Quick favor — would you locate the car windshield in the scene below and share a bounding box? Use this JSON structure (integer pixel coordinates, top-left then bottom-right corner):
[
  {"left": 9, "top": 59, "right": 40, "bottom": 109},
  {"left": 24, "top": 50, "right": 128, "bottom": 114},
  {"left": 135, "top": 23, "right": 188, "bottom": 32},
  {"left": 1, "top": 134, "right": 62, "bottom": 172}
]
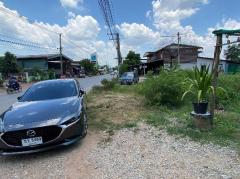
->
[
  {"left": 20, "top": 80, "right": 77, "bottom": 102},
  {"left": 122, "top": 72, "right": 134, "bottom": 78}
]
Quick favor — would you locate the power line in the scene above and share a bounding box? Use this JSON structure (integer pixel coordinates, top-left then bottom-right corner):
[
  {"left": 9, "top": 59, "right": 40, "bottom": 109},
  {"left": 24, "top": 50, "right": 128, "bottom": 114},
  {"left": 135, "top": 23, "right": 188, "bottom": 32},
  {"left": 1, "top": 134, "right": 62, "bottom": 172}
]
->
[
  {"left": 61, "top": 37, "right": 94, "bottom": 55},
  {"left": 0, "top": 7, "right": 59, "bottom": 35},
  {"left": 0, "top": 38, "right": 58, "bottom": 50},
  {"left": 0, "top": 33, "right": 58, "bottom": 49}
]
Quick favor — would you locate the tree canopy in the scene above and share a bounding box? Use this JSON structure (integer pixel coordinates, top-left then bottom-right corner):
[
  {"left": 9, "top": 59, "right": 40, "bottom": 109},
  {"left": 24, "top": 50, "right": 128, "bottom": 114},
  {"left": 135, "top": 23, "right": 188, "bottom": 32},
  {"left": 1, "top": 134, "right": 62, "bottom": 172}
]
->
[
  {"left": 119, "top": 51, "right": 141, "bottom": 74},
  {"left": 0, "top": 52, "right": 20, "bottom": 76},
  {"left": 227, "top": 44, "right": 240, "bottom": 63},
  {"left": 79, "top": 59, "right": 97, "bottom": 75},
  {"left": 124, "top": 51, "right": 141, "bottom": 66}
]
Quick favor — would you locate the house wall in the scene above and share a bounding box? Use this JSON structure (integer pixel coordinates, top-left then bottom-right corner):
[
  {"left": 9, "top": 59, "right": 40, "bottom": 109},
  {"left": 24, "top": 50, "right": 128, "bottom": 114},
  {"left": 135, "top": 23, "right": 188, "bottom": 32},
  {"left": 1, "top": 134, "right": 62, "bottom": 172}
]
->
[
  {"left": 18, "top": 59, "right": 48, "bottom": 71},
  {"left": 180, "top": 62, "right": 196, "bottom": 70},
  {"left": 164, "top": 62, "right": 196, "bottom": 70},
  {"left": 197, "top": 58, "right": 227, "bottom": 73},
  {"left": 147, "top": 47, "right": 199, "bottom": 64},
  {"left": 227, "top": 63, "right": 240, "bottom": 73}
]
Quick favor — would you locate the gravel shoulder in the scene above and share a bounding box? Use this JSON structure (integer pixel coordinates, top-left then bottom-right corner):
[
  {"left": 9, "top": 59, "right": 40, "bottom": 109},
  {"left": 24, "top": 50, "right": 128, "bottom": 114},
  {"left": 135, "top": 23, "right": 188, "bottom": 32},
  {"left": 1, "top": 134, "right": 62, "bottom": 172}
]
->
[
  {"left": 87, "top": 124, "right": 240, "bottom": 179},
  {"left": 0, "top": 125, "right": 239, "bottom": 179}
]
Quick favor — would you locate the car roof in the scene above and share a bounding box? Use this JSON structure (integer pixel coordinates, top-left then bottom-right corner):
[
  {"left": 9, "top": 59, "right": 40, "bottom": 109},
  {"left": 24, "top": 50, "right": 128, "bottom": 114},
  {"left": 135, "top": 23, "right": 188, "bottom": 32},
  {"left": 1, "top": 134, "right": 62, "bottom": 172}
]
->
[
  {"left": 124, "top": 72, "right": 134, "bottom": 74},
  {"left": 33, "top": 79, "right": 76, "bottom": 86}
]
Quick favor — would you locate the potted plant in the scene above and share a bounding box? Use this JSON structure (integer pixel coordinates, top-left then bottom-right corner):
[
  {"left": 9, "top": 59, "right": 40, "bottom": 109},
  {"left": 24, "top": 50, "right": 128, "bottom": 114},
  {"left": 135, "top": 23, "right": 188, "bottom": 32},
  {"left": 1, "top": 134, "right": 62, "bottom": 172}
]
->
[{"left": 181, "top": 66, "right": 223, "bottom": 114}]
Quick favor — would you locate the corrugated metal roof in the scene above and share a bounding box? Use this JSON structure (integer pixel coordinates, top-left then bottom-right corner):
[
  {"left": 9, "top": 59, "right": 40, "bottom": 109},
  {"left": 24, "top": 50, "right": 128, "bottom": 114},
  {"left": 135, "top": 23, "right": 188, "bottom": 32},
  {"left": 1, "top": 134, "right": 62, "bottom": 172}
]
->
[{"left": 16, "top": 54, "right": 74, "bottom": 62}]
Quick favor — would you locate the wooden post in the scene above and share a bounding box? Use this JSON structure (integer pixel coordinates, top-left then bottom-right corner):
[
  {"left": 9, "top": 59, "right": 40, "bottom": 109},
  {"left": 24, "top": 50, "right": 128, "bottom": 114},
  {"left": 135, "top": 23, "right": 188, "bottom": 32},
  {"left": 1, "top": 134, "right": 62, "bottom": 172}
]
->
[{"left": 210, "top": 34, "right": 222, "bottom": 124}]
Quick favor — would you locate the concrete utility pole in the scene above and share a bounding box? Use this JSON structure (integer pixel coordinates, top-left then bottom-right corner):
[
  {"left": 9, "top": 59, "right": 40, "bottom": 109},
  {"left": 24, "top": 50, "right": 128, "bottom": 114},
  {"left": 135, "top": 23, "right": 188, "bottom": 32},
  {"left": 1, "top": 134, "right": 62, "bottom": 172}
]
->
[
  {"left": 116, "top": 33, "right": 122, "bottom": 66},
  {"left": 59, "top": 33, "right": 63, "bottom": 75},
  {"left": 177, "top": 32, "right": 181, "bottom": 65}
]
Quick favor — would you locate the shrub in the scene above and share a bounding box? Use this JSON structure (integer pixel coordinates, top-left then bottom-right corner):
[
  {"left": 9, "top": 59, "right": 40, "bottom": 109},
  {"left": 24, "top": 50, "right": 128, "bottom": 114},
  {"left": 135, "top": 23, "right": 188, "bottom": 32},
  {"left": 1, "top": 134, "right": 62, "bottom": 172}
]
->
[
  {"left": 139, "top": 70, "right": 187, "bottom": 106},
  {"left": 0, "top": 78, "right": 3, "bottom": 87},
  {"left": 217, "top": 73, "right": 240, "bottom": 106},
  {"left": 101, "top": 79, "right": 116, "bottom": 90},
  {"left": 119, "top": 64, "right": 129, "bottom": 75},
  {"left": 48, "top": 69, "right": 55, "bottom": 79}
]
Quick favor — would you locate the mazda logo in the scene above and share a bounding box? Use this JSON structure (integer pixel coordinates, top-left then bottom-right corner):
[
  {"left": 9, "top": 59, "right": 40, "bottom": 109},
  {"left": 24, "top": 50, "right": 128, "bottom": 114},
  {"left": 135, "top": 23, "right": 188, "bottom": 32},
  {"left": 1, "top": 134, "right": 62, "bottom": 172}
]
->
[{"left": 26, "top": 130, "right": 36, "bottom": 137}]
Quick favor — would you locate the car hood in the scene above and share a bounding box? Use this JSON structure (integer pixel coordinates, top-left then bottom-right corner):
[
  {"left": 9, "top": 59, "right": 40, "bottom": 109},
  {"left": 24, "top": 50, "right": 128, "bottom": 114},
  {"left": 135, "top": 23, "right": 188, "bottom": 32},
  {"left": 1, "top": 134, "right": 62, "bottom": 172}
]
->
[{"left": 1, "top": 97, "right": 81, "bottom": 131}]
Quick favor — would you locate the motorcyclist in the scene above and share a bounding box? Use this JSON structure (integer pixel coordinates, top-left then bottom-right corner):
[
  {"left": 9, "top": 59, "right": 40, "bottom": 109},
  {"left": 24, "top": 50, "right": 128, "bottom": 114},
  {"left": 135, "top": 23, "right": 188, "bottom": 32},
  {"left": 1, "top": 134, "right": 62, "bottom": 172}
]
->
[{"left": 8, "top": 76, "right": 20, "bottom": 90}]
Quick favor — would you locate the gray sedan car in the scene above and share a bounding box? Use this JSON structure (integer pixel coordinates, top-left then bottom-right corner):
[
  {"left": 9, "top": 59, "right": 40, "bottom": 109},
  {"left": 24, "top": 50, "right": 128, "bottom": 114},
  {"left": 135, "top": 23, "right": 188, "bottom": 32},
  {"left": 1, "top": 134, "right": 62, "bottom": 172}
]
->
[{"left": 0, "top": 79, "right": 87, "bottom": 156}]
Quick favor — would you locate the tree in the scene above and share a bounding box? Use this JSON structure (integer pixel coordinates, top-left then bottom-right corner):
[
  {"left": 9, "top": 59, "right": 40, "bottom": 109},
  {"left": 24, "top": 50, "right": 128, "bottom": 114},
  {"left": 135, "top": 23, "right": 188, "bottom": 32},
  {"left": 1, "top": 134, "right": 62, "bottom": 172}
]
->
[
  {"left": 0, "top": 52, "right": 20, "bottom": 76},
  {"left": 227, "top": 44, "right": 240, "bottom": 62},
  {"left": 119, "top": 63, "right": 129, "bottom": 74},
  {"left": 119, "top": 51, "right": 141, "bottom": 75},
  {"left": 124, "top": 51, "right": 141, "bottom": 66},
  {"left": 79, "top": 59, "right": 97, "bottom": 74}
]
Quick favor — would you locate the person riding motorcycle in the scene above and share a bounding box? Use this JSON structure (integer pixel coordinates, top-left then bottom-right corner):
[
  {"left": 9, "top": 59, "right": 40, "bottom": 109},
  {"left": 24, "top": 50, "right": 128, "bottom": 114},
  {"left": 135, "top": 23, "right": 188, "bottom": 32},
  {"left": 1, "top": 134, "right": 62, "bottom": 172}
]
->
[{"left": 7, "top": 76, "right": 20, "bottom": 90}]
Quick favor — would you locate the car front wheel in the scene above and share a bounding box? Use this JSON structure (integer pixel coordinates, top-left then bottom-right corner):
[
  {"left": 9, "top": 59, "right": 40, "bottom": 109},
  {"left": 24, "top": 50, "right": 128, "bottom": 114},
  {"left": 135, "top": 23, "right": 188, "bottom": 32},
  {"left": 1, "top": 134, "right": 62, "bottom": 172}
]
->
[{"left": 80, "top": 110, "right": 88, "bottom": 138}]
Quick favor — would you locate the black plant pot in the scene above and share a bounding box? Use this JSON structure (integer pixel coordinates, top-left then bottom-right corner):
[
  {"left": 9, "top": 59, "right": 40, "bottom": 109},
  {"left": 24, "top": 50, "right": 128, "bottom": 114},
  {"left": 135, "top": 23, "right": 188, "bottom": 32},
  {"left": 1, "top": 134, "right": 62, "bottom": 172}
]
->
[{"left": 193, "top": 102, "right": 208, "bottom": 114}]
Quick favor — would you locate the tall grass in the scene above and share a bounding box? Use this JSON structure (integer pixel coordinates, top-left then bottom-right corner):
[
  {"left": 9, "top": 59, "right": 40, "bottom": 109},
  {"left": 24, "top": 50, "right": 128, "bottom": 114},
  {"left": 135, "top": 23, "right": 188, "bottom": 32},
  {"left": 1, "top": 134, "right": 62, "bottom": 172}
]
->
[{"left": 137, "top": 70, "right": 189, "bottom": 106}]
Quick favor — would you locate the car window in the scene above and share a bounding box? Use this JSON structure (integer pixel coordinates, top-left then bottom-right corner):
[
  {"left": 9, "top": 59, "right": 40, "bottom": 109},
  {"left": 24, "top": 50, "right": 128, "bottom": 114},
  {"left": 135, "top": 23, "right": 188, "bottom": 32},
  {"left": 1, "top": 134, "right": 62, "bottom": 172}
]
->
[
  {"left": 122, "top": 72, "right": 134, "bottom": 77},
  {"left": 20, "top": 81, "right": 77, "bottom": 102}
]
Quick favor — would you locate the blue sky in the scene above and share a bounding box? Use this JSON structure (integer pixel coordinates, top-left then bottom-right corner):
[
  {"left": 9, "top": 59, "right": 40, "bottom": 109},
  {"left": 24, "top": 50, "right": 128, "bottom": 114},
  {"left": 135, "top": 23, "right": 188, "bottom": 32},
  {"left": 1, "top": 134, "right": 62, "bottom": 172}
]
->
[
  {"left": 0, "top": 0, "right": 240, "bottom": 66},
  {"left": 2, "top": 0, "right": 240, "bottom": 34}
]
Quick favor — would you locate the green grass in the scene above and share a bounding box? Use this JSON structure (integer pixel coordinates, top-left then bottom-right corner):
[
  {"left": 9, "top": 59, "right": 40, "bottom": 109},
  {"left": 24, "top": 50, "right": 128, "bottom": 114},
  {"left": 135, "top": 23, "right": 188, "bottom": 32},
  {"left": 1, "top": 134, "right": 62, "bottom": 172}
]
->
[
  {"left": 142, "top": 105, "right": 240, "bottom": 149},
  {"left": 87, "top": 75, "right": 240, "bottom": 150}
]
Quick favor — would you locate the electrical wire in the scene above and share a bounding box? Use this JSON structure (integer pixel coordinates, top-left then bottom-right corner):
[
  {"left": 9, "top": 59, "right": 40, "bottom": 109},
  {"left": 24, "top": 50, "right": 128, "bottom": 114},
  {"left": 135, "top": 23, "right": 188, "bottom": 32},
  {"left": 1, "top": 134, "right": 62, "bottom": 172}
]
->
[
  {"left": 0, "top": 7, "right": 59, "bottom": 36},
  {"left": 0, "top": 38, "right": 58, "bottom": 50},
  {"left": 0, "top": 33, "right": 58, "bottom": 49}
]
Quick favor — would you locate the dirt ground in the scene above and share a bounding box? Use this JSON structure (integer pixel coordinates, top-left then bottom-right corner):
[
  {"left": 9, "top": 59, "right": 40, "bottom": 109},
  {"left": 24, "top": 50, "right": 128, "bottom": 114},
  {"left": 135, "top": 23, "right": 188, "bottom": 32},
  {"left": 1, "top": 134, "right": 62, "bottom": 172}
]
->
[
  {"left": 0, "top": 89, "right": 239, "bottom": 179},
  {"left": 86, "top": 91, "right": 145, "bottom": 127}
]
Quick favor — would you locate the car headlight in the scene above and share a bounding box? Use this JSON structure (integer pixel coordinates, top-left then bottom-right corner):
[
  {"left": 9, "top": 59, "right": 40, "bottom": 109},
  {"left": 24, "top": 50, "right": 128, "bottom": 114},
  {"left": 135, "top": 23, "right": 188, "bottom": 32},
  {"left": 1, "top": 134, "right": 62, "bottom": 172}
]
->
[
  {"left": 61, "top": 117, "right": 78, "bottom": 126},
  {"left": 0, "top": 118, "right": 3, "bottom": 133}
]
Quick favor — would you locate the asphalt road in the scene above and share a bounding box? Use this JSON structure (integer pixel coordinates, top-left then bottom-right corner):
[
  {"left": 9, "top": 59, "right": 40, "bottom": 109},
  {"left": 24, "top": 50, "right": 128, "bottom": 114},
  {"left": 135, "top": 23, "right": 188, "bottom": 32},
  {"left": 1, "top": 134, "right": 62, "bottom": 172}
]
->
[{"left": 0, "top": 74, "right": 111, "bottom": 114}]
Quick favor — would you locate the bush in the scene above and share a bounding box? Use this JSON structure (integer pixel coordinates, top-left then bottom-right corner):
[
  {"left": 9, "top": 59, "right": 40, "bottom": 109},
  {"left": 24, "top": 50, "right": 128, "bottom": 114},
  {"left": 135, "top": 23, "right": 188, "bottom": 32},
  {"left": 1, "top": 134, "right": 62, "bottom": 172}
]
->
[
  {"left": 119, "top": 64, "right": 129, "bottom": 75},
  {"left": 0, "top": 78, "right": 3, "bottom": 87},
  {"left": 139, "top": 70, "right": 187, "bottom": 106},
  {"left": 217, "top": 73, "right": 240, "bottom": 107},
  {"left": 101, "top": 79, "right": 116, "bottom": 90},
  {"left": 48, "top": 69, "right": 55, "bottom": 79}
]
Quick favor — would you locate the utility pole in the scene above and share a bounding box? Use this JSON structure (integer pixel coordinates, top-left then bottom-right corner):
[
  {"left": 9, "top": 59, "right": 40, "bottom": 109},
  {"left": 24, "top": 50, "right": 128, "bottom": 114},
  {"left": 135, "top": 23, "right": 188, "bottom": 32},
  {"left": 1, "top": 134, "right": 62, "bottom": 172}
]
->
[
  {"left": 59, "top": 33, "right": 63, "bottom": 75},
  {"left": 116, "top": 33, "right": 122, "bottom": 65},
  {"left": 210, "top": 34, "right": 222, "bottom": 124},
  {"left": 177, "top": 32, "right": 181, "bottom": 65},
  {"left": 115, "top": 33, "right": 122, "bottom": 76}
]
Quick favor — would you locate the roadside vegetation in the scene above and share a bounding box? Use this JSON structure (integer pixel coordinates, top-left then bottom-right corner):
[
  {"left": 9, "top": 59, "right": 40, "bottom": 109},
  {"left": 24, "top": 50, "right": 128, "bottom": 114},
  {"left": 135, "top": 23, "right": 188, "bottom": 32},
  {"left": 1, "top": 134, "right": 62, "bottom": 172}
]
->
[{"left": 87, "top": 70, "right": 240, "bottom": 150}]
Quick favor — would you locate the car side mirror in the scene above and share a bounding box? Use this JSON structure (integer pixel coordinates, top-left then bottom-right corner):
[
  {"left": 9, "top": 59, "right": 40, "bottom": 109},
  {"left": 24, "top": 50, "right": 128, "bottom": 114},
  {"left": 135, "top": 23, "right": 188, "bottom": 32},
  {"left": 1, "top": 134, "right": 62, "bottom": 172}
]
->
[
  {"left": 79, "top": 89, "right": 85, "bottom": 97},
  {"left": 17, "top": 96, "right": 22, "bottom": 100}
]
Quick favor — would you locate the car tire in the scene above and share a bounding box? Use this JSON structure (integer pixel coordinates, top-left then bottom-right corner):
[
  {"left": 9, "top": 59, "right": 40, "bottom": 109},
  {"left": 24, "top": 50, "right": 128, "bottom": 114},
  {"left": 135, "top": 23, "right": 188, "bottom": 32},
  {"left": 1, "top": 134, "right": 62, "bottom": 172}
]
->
[{"left": 80, "top": 109, "right": 88, "bottom": 138}]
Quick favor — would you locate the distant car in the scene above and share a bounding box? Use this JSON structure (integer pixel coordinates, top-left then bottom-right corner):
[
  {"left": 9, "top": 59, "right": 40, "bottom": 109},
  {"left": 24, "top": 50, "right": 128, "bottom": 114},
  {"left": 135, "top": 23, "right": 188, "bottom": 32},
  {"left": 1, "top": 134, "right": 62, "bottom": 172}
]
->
[
  {"left": 78, "top": 70, "right": 86, "bottom": 78},
  {"left": 0, "top": 79, "right": 87, "bottom": 156},
  {"left": 79, "top": 73, "right": 86, "bottom": 78},
  {"left": 119, "top": 72, "right": 139, "bottom": 85}
]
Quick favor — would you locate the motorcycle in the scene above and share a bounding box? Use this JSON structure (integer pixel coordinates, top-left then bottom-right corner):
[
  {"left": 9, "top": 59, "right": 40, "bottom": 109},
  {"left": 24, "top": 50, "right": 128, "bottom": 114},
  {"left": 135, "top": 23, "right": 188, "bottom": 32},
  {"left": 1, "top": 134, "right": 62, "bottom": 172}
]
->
[{"left": 6, "top": 82, "right": 22, "bottom": 94}]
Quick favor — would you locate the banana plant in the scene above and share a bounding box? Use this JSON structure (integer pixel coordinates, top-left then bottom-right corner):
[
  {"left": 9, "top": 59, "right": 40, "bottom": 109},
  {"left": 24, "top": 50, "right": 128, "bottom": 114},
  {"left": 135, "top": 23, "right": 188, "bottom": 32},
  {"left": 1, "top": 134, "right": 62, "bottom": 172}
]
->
[{"left": 181, "top": 66, "right": 225, "bottom": 103}]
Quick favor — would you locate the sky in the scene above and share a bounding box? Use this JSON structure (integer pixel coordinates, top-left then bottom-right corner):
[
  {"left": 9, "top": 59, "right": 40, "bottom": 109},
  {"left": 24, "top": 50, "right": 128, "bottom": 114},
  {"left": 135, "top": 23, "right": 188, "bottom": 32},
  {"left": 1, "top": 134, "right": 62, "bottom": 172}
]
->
[{"left": 0, "top": 0, "right": 240, "bottom": 66}]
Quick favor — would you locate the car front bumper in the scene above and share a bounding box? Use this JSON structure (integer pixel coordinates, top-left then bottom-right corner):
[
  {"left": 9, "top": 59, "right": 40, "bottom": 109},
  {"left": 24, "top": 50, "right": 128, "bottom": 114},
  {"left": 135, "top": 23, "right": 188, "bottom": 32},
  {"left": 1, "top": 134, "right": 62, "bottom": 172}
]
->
[
  {"left": 0, "top": 136, "right": 81, "bottom": 156},
  {"left": 0, "top": 119, "right": 84, "bottom": 156},
  {"left": 120, "top": 80, "right": 133, "bottom": 85}
]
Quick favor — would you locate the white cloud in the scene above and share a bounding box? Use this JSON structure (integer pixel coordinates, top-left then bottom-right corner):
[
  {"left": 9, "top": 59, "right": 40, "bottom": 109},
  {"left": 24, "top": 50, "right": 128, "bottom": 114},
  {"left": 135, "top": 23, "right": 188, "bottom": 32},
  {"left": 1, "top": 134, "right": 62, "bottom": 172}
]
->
[
  {"left": 151, "top": 0, "right": 208, "bottom": 33},
  {"left": 60, "top": 0, "right": 83, "bottom": 9},
  {"left": 68, "top": 11, "right": 76, "bottom": 18},
  {"left": 0, "top": 2, "right": 105, "bottom": 63},
  {"left": 117, "top": 23, "right": 161, "bottom": 46},
  {"left": 1, "top": 0, "right": 240, "bottom": 67}
]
